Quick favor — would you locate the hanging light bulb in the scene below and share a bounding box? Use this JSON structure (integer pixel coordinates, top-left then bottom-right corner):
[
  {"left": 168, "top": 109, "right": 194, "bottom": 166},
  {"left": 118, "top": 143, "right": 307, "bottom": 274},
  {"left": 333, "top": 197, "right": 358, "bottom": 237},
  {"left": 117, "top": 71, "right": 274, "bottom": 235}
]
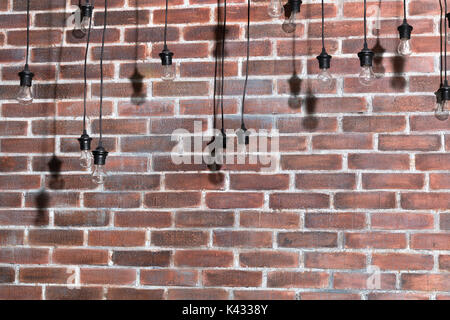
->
[
  {"left": 282, "top": 0, "right": 302, "bottom": 33},
  {"left": 92, "top": 146, "right": 108, "bottom": 185},
  {"left": 160, "top": 47, "right": 175, "bottom": 81},
  {"left": 268, "top": 0, "right": 284, "bottom": 18},
  {"left": 17, "top": 65, "right": 34, "bottom": 105},
  {"left": 358, "top": 46, "right": 376, "bottom": 86},
  {"left": 80, "top": 1, "right": 94, "bottom": 34},
  {"left": 397, "top": 20, "right": 413, "bottom": 56},
  {"left": 78, "top": 131, "right": 93, "bottom": 169},
  {"left": 317, "top": 57, "right": 333, "bottom": 90},
  {"left": 435, "top": 84, "right": 450, "bottom": 121}
]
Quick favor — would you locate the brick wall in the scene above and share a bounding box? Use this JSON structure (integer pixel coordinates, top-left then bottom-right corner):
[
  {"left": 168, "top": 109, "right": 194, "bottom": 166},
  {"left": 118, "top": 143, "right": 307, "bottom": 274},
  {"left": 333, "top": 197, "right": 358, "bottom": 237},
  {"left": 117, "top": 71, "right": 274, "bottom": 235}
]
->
[{"left": 0, "top": 0, "right": 449, "bottom": 300}]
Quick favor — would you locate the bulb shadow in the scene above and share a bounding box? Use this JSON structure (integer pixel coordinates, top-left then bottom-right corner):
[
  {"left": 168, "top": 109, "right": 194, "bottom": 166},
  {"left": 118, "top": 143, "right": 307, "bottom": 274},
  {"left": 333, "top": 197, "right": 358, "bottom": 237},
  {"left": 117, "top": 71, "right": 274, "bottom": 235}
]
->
[
  {"left": 302, "top": 90, "right": 319, "bottom": 130},
  {"left": 129, "top": 0, "right": 146, "bottom": 106},
  {"left": 34, "top": 188, "right": 50, "bottom": 225}
]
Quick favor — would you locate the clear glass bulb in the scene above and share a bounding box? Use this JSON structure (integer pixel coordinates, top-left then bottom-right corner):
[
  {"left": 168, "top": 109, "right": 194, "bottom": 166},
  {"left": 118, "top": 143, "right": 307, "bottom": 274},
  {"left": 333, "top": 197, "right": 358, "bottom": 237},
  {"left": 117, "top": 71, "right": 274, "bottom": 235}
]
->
[
  {"left": 318, "top": 68, "right": 333, "bottom": 90},
  {"left": 80, "top": 16, "right": 90, "bottom": 34},
  {"left": 358, "top": 65, "right": 376, "bottom": 86},
  {"left": 80, "top": 150, "right": 93, "bottom": 169},
  {"left": 282, "top": 10, "right": 296, "bottom": 33},
  {"left": 435, "top": 101, "right": 450, "bottom": 121},
  {"left": 268, "top": 0, "right": 284, "bottom": 18},
  {"left": 162, "top": 64, "right": 175, "bottom": 81},
  {"left": 92, "top": 164, "right": 107, "bottom": 185},
  {"left": 397, "top": 38, "right": 412, "bottom": 56},
  {"left": 16, "top": 85, "right": 33, "bottom": 105}
]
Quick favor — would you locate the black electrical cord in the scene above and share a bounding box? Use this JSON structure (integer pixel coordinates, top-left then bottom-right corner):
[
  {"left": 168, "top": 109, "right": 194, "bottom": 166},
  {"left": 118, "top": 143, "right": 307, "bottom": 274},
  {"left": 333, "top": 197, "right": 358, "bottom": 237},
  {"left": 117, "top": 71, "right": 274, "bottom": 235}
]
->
[
  {"left": 403, "top": 0, "right": 407, "bottom": 21},
  {"left": 82, "top": 7, "right": 93, "bottom": 133},
  {"left": 440, "top": 0, "right": 444, "bottom": 85},
  {"left": 241, "top": 0, "right": 250, "bottom": 126},
  {"left": 321, "top": 0, "right": 325, "bottom": 49},
  {"left": 25, "top": 0, "right": 30, "bottom": 66},
  {"left": 98, "top": 0, "right": 108, "bottom": 146},
  {"left": 212, "top": 0, "right": 221, "bottom": 131},
  {"left": 444, "top": 0, "right": 447, "bottom": 85},
  {"left": 363, "top": 0, "right": 367, "bottom": 46},
  {"left": 163, "top": 0, "right": 169, "bottom": 49},
  {"left": 220, "top": 0, "right": 227, "bottom": 132}
]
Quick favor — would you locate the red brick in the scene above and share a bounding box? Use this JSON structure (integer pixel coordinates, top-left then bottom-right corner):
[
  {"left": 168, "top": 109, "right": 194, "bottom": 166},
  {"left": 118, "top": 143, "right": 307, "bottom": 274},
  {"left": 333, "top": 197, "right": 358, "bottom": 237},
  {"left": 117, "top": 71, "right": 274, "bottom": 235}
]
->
[
  {"left": 267, "top": 272, "right": 328, "bottom": 288},
  {"left": 89, "top": 230, "right": 146, "bottom": 247},
  {"left": 402, "top": 193, "right": 450, "bottom": 210},
  {"left": 112, "top": 250, "right": 171, "bottom": 266},
  {"left": 305, "top": 212, "right": 366, "bottom": 230},
  {"left": 0, "top": 248, "right": 49, "bottom": 264},
  {"left": 53, "top": 249, "right": 109, "bottom": 265},
  {"left": 334, "top": 272, "right": 396, "bottom": 290},
  {"left": 313, "top": 134, "right": 373, "bottom": 150},
  {"left": 145, "top": 192, "right": 201, "bottom": 208},
  {"left": 167, "top": 289, "right": 228, "bottom": 300},
  {"left": 373, "top": 253, "right": 434, "bottom": 271},
  {"left": 240, "top": 251, "right": 299, "bottom": 268},
  {"left": 45, "top": 287, "right": 103, "bottom": 300},
  {"left": 371, "top": 212, "right": 434, "bottom": 230},
  {"left": 335, "top": 192, "right": 396, "bottom": 209},
  {"left": 80, "top": 268, "right": 136, "bottom": 285},
  {"left": 114, "top": 211, "right": 172, "bottom": 228},
  {"left": 175, "top": 211, "right": 234, "bottom": 228},
  {"left": 270, "top": 193, "right": 329, "bottom": 209},
  {"left": 343, "top": 116, "right": 406, "bottom": 132},
  {"left": 278, "top": 232, "right": 337, "bottom": 248},
  {"left": 411, "top": 233, "right": 450, "bottom": 250},
  {"left": 84, "top": 192, "right": 141, "bottom": 208},
  {"left": 166, "top": 173, "right": 225, "bottom": 190},
  {"left": 402, "top": 274, "right": 450, "bottom": 291},
  {"left": 0, "top": 267, "right": 15, "bottom": 283},
  {"left": 206, "top": 192, "right": 264, "bottom": 209},
  {"left": 106, "top": 288, "right": 164, "bottom": 300},
  {"left": 362, "top": 173, "right": 424, "bottom": 189},
  {"left": 214, "top": 230, "right": 272, "bottom": 248},
  {"left": 379, "top": 135, "right": 441, "bottom": 151},
  {"left": 54, "top": 210, "right": 109, "bottom": 227},
  {"left": 203, "top": 270, "right": 262, "bottom": 287},
  {"left": 19, "top": 267, "right": 70, "bottom": 284},
  {"left": 152, "top": 230, "right": 208, "bottom": 247},
  {"left": 240, "top": 211, "right": 300, "bottom": 229},
  {"left": 0, "top": 286, "right": 42, "bottom": 300},
  {"left": 234, "top": 290, "right": 296, "bottom": 300},
  {"left": 230, "top": 174, "right": 289, "bottom": 190},
  {"left": 305, "top": 252, "right": 366, "bottom": 269},
  {"left": 345, "top": 232, "right": 407, "bottom": 249},
  {"left": 348, "top": 153, "right": 410, "bottom": 170},
  {"left": 28, "top": 230, "right": 84, "bottom": 246},
  {"left": 296, "top": 173, "right": 356, "bottom": 190},
  {"left": 141, "top": 269, "right": 198, "bottom": 286},
  {"left": 175, "top": 250, "right": 233, "bottom": 267}
]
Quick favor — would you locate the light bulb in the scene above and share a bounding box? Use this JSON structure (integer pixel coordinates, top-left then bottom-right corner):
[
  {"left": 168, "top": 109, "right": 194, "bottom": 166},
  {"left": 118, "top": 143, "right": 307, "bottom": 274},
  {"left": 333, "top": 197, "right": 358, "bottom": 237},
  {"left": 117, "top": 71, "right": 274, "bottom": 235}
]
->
[
  {"left": 358, "top": 65, "right": 376, "bottom": 86},
  {"left": 282, "top": 10, "right": 296, "bottom": 33},
  {"left": 162, "top": 64, "right": 175, "bottom": 81},
  {"left": 268, "top": 0, "right": 284, "bottom": 18},
  {"left": 397, "top": 38, "right": 412, "bottom": 56},
  {"left": 80, "top": 150, "right": 93, "bottom": 169},
  {"left": 16, "top": 85, "right": 33, "bottom": 105},
  {"left": 318, "top": 68, "right": 333, "bottom": 89},
  {"left": 435, "top": 101, "right": 450, "bottom": 121},
  {"left": 92, "top": 164, "right": 107, "bottom": 185},
  {"left": 80, "top": 16, "right": 90, "bottom": 34}
]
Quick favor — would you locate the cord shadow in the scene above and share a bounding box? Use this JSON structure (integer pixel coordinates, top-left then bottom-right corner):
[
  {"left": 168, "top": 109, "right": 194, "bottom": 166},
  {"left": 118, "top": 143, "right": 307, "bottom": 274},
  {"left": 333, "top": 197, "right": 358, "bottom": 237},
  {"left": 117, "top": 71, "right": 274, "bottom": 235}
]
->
[
  {"left": 207, "top": 0, "right": 229, "bottom": 172},
  {"left": 130, "top": 0, "right": 146, "bottom": 105}
]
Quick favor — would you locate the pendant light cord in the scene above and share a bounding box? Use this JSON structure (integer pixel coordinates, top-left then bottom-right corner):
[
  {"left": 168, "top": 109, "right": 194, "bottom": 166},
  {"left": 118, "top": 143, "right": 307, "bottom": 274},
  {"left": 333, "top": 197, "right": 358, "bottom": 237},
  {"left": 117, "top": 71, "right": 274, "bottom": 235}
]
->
[
  {"left": 363, "top": 0, "right": 367, "bottom": 47},
  {"left": 220, "top": 0, "right": 227, "bottom": 131},
  {"left": 98, "top": 0, "right": 108, "bottom": 146},
  {"left": 241, "top": 0, "right": 250, "bottom": 125},
  {"left": 25, "top": 0, "right": 30, "bottom": 66},
  {"left": 403, "top": 0, "right": 407, "bottom": 21},
  {"left": 82, "top": 10, "right": 93, "bottom": 133},
  {"left": 163, "top": 0, "right": 169, "bottom": 49},
  {"left": 445, "top": 0, "right": 448, "bottom": 83},
  {"left": 321, "top": 0, "right": 325, "bottom": 49},
  {"left": 440, "top": 0, "right": 444, "bottom": 85}
]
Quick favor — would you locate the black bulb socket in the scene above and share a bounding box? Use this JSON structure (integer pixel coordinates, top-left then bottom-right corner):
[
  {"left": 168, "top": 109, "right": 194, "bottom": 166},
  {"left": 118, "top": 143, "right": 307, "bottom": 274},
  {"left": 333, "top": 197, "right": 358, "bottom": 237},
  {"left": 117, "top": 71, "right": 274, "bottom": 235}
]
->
[
  {"left": 81, "top": 2, "right": 94, "bottom": 18},
  {"left": 358, "top": 47, "right": 375, "bottom": 67},
  {"left": 78, "top": 131, "right": 93, "bottom": 151},
  {"left": 447, "top": 13, "right": 450, "bottom": 28},
  {"left": 289, "top": 0, "right": 302, "bottom": 13},
  {"left": 317, "top": 48, "right": 332, "bottom": 70},
  {"left": 436, "top": 83, "right": 450, "bottom": 104},
  {"left": 92, "top": 145, "right": 108, "bottom": 166},
  {"left": 238, "top": 123, "right": 250, "bottom": 145},
  {"left": 18, "top": 65, "right": 34, "bottom": 87},
  {"left": 159, "top": 47, "right": 174, "bottom": 66},
  {"left": 398, "top": 19, "right": 413, "bottom": 40}
]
